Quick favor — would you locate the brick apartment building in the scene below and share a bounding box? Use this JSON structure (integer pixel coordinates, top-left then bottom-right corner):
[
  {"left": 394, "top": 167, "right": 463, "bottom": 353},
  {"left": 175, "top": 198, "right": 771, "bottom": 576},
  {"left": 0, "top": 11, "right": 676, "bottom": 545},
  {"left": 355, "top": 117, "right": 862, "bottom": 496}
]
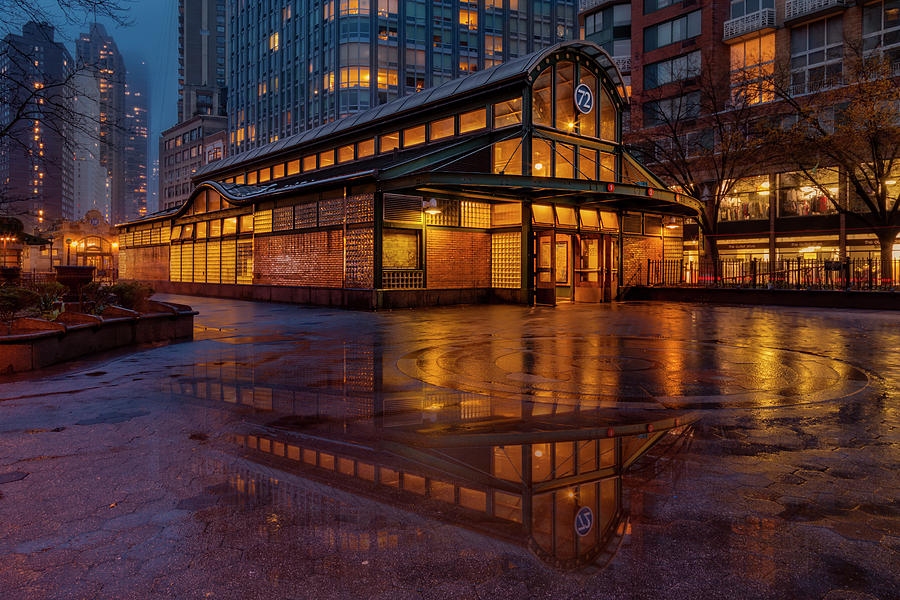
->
[{"left": 579, "top": 0, "right": 900, "bottom": 265}]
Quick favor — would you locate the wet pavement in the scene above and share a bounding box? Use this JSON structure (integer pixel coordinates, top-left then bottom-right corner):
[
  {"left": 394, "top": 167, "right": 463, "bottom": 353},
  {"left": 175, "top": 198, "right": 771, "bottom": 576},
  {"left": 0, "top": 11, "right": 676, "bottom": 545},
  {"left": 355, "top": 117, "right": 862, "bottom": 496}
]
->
[{"left": 0, "top": 296, "right": 898, "bottom": 599}]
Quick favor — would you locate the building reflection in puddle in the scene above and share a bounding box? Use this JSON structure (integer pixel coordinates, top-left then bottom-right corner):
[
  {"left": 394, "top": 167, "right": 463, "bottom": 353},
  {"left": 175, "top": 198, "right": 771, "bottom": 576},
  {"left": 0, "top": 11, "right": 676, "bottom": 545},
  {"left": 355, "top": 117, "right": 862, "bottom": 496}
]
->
[{"left": 168, "top": 344, "right": 697, "bottom": 571}]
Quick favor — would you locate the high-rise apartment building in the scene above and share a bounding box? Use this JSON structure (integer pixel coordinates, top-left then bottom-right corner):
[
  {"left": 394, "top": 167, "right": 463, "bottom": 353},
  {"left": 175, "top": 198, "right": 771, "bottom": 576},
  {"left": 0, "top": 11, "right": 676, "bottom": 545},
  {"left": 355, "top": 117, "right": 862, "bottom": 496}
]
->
[
  {"left": 77, "top": 23, "right": 130, "bottom": 224},
  {"left": 160, "top": 114, "right": 227, "bottom": 210},
  {"left": 125, "top": 64, "right": 150, "bottom": 218},
  {"left": 71, "top": 70, "right": 112, "bottom": 219},
  {"left": 178, "top": 0, "right": 228, "bottom": 121},
  {"left": 579, "top": 0, "right": 900, "bottom": 263},
  {"left": 0, "top": 22, "right": 75, "bottom": 225},
  {"left": 227, "top": 0, "right": 579, "bottom": 155}
]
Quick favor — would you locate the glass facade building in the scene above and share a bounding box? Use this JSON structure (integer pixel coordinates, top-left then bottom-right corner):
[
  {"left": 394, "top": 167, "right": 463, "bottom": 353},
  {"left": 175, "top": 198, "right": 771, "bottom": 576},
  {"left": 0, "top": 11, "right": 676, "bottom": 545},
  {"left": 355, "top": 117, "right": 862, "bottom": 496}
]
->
[{"left": 228, "top": 0, "right": 578, "bottom": 155}]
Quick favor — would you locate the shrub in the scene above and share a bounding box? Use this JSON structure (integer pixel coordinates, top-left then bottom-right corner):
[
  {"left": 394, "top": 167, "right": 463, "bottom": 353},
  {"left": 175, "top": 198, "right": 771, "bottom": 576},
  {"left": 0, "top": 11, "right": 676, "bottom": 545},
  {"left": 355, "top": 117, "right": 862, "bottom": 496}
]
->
[
  {"left": 30, "top": 281, "right": 66, "bottom": 320},
  {"left": 80, "top": 281, "right": 116, "bottom": 315},
  {"left": 0, "top": 287, "right": 39, "bottom": 332},
  {"left": 107, "top": 282, "right": 154, "bottom": 311}
]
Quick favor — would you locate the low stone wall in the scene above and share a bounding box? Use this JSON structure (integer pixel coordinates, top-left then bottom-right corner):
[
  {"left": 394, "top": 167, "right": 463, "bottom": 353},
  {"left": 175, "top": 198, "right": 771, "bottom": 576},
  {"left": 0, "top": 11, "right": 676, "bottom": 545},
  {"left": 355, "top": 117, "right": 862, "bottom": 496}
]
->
[
  {"left": 623, "top": 286, "right": 900, "bottom": 310},
  {"left": 0, "top": 302, "right": 196, "bottom": 374},
  {"left": 135, "top": 280, "right": 529, "bottom": 309}
]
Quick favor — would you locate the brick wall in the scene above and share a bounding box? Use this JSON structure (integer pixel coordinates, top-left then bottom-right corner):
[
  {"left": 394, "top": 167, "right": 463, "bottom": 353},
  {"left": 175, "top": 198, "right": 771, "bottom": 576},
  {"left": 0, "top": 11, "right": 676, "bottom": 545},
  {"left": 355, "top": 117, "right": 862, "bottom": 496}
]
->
[
  {"left": 426, "top": 228, "right": 491, "bottom": 288},
  {"left": 119, "top": 245, "right": 169, "bottom": 282},
  {"left": 254, "top": 229, "right": 345, "bottom": 287},
  {"left": 623, "top": 235, "right": 663, "bottom": 286}
]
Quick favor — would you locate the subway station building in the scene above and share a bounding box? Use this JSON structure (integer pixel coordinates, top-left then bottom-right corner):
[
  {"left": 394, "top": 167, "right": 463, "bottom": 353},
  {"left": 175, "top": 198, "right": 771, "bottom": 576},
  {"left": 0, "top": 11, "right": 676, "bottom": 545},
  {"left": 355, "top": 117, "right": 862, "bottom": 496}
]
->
[{"left": 118, "top": 41, "right": 700, "bottom": 308}]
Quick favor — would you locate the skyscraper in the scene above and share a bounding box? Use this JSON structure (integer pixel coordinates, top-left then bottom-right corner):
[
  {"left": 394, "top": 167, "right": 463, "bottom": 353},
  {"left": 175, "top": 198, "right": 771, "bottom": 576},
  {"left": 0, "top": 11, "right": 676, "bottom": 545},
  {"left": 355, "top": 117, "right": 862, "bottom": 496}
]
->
[
  {"left": 71, "top": 70, "right": 112, "bottom": 219},
  {"left": 178, "top": 0, "right": 228, "bottom": 121},
  {"left": 0, "top": 22, "right": 75, "bottom": 225},
  {"left": 125, "top": 63, "right": 149, "bottom": 219},
  {"left": 76, "top": 23, "right": 129, "bottom": 223},
  {"left": 227, "top": 0, "right": 578, "bottom": 155}
]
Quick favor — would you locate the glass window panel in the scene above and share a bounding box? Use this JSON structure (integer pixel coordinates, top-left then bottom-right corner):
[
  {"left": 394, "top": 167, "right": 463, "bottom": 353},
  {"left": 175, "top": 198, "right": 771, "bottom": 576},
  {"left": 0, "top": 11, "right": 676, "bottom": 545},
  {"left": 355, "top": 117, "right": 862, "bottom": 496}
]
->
[
  {"left": 600, "top": 152, "right": 616, "bottom": 181},
  {"left": 239, "top": 214, "right": 254, "bottom": 232},
  {"left": 209, "top": 219, "right": 221, "bottom": 237},
  {"left": 273, "top": 163, "right": 285, "bottom": 179},
  {"left": 287, "top": 160, "right": 301, "bottom": 175},
  {"left": 493, "top": 98, "right": 522, "bottom": 128},
  {"left": 246, "top": 170, "right": 258, "bottom": 185},
  {"left": 459, "top": 108, "right": 486, "bottom": 133},
  {"left": 532, "top": 68, "right": 553, "bottom": 127},
  {"left": 600, "top": 88, "right": 616, "bottom": 141},
  {"left": 223, "top": 216, "right": 237, "bottom": 235},
  {"left": 555, "top": 62, "right": 575, "bottom": 132},
  {"left": 532, "top": 204, "right": 554, "bottom": 225},
  {"left": 403, "top": 124, "right": 426, "bottom": 146},
  {"left": 430, "top": 116, "right": 455, "bottom": 140},
  {"left": 532, "top": 138, "right": 552, "bottom": 176},
  {"left": 555, "top": 143, "right": 575, "bottom": 179},
  {"left": 493, "top": 446, "right": 522, "bottom": 482},
  {"left": 319, "top": 149, "right": 335, "bottom": 167},
  {"left": 531, "top": 443, "right": 552, "bottom": 481},
  {"left": 258, "top": 167, "right": 271, "bottom": 183},
  {"left": 338, "top": 144, "right": 355, "bottom": 162},
  {"left": 235, "top": 174, "right": 245, "bottom": 184},
  {"left": 493, "top": 139, "right": 522, "bottom": 175},
  {"left": 555, "top": 206, "right": 577, "bottom": 227},
  {"left": 302, "top": 155, "right": 316, "bottom": 171},
  {"left": 579, "top": 208, "right": 600, "bottom": 229},
  {"left": 578, "top": 70, "right": 597, "bottom": 137},
  {"left": 358, "top": 138, "right": 375, "bottom": 157},
  {"left": 380, "top": 131, "right": 400, "bottom": 153},
  {"left": 578, "top": 147, "right": 597, "bottom": 180},
  {"left": 208, "top": 191, "right": 221, "bottom": 212},
  {"left": 196, "top": 221, "right": 208, "bottom": 238}
]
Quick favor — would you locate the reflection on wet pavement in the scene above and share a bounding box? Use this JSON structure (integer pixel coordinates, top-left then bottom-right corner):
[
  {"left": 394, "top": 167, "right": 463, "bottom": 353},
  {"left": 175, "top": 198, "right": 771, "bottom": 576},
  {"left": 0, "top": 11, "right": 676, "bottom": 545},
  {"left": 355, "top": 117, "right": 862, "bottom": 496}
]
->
[{"left": 0, "top": 297, "right": 898, "bottom": 599}]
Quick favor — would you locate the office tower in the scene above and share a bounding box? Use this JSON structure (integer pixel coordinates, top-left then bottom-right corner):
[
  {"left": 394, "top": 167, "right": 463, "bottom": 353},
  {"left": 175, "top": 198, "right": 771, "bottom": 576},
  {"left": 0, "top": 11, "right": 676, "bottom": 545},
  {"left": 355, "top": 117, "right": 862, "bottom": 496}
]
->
[
  {"left": 0, "top": 21, "right": 75, "bottom": 224},
  {"left": 179, "top": 0, "right": 228, "bottom": 120},
  {"left": 71, "top": 70, "right": 112, "bottom": 219},
  {"left": 77, "top": 23, "right": 128, "bottom": 223},
  {"left": 227, "top": 0, "right": 579, "bottom": 155},
  {"left": 125, "top": 63, "right": 149, "bottom": 219}
]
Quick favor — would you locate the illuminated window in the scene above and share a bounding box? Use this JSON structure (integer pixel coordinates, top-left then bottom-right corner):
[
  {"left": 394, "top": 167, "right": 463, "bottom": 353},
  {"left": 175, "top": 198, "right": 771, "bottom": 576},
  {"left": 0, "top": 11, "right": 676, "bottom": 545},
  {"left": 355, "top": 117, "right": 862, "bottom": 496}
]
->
[
  {"left": 338, "top": 145, "right": 354, "bottom": 163},
  {"left": 210, "top": 219, "right": 222, "bottom": 237},
  {"left": 303, "top": 155, "right": 317, "bottom": 171},
  {"left": 493, "top": 98, "right": 522, "bottom": 128},
  {"left": 258, "top": 168, "right": 271, "bottom": 183},
  {"left": 458, "top": 9, "right": 478, "bottom": 30},
  {"left": 578, "top": 148, "right": 597, "bottom": 180},
  {"left": 247, "top": 171, "right": 258, "bottom": 185},
  {"left": 730, "top": 34, "right": 775, "bottom": 103},
  {"left": 223, "top": 217, "right": 237, "bottom": 235},
  {"left": 532, "top": 68, "right": 553, "bottom": 128},
  {"left": 196, "top": 222, "right": 208, "bottom": 238},
  {"left": 555, "top": 143, "right": 575, "bottom": 179},
  {"left": 380, "top": 131, "right": 400, "bottom": 153},
  {"left": 358, "top": 138, "right": 375, "bottom": 157},
  {"left": 578, "top": 71, "right": 598, "bottom": 137},
  {"left": 430, "top": 117, "right": 454, "bottom": 140},
  {"left": 532, "top": 139, "right": 552, "bottom": 176},
  {"left": 600, "top": 88, "right": 616, "bottom": 141},
  {"left": 319, "top": 149, "right": 335, "bottom": 167},
  {"left": 269, "top": 33, "right": 279, "bottom": 51},
  {"left": 403, "top": 124, "right": 426, "bottom": 147},
  {"left": 492, "top": 139, "right": 522, "bottom": 175},
  {"left": 459, "top": 108, "right": 486, "bottom": 133},
  {"left": 239, "top": 214, "right": 254, "bottom": 232},
  {"left": 555, "top": 62, "right": 576, "bottom": 132},
  {"left": 287, "top": 160, "right": 301, "bottom": 175},
  {"left": 377, "top": 68, "right": 398, "bottom": 89},
  {"left": 273, "top": 163, "right": 285, "bottom": 179}
]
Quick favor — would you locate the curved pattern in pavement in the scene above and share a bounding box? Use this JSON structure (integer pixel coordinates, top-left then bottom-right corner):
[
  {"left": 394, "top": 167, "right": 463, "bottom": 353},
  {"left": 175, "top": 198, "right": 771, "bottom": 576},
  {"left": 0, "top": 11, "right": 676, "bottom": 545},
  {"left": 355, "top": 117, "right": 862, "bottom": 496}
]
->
[{"left": 397, "top": 335, "right": 872, "bottom": 409}]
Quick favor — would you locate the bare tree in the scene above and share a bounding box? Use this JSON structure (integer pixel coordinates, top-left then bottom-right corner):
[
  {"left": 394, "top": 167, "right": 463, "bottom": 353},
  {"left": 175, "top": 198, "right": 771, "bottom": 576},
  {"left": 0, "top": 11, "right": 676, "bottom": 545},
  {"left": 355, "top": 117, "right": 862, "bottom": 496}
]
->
[
  {"left": 765, "top": 46, "right": 900, "bottom": 284},
  {"left": 627, "top": 58, "right": 768, "bottom": 268},
  {"left": 0, "top": 1, "right": 129, "bottom": 217}
]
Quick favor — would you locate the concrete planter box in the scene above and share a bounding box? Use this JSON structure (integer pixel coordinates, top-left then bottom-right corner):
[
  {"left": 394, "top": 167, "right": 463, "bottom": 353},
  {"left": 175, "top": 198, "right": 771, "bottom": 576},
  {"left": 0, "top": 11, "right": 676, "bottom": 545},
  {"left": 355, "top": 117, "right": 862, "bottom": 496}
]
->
[{"left": 0, "top": 301, "right": 196, "bottom": 374}]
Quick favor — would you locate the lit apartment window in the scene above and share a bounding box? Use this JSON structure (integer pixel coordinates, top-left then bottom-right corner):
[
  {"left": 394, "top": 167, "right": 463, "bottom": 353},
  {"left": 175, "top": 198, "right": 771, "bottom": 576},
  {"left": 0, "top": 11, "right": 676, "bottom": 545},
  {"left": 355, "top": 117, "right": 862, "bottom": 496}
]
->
[
  {"left": 730, "top": 34, "right": 774, "bottom": 104},
  {"left": 269, "top": 33, "right": 279, "bottom": 51}
]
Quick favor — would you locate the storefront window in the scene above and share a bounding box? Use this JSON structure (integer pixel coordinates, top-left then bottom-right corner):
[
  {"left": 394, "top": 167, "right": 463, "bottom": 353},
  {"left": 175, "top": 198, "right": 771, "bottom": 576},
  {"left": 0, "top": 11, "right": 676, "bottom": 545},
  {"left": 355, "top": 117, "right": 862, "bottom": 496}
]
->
[
  {"left": 721, "top": 175, "right": 770, "bottom": 221},
  {"left": 532, "top": 138, "right": 552, "bottom": 176},
  {"left": 555, "top": 62, "right": 575, "bottom": 132},
  {"left": 779, "top": 171, "right": 839, "bottom": 216},
  {"left": 492, "top": 139, "right": 522, "bottom": 175},
  {"left": 532, "top": 68, "right": 553, "bottom": 127}
]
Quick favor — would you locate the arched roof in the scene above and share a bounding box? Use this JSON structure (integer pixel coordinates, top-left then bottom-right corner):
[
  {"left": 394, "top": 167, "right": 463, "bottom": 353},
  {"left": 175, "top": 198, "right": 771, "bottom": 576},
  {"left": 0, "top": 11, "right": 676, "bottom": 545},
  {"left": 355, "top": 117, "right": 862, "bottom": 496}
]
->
[{"left": 198, "top": 41, "right": 627, "bottom": 178}]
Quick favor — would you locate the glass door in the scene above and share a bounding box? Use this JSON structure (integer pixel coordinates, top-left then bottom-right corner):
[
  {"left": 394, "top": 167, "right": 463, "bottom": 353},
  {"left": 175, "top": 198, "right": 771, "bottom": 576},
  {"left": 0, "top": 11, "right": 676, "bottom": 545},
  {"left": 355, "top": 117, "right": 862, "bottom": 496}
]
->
[{"left": 535, "top": 231, "right": 556, "bottom": 306}]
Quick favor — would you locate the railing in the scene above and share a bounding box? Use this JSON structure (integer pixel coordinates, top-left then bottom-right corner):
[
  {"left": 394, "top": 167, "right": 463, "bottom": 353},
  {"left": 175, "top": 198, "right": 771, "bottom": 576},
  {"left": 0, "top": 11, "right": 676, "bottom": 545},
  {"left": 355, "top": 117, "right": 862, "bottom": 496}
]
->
[
  {"left": 784, "top": 0, "right": 850, "bottom": 22},
  {"left": 579, "top": 0, "right": 618, "bottom": 12},
  {"left": 647, "top": 258, "right": 900, "bottom": 290},
  {"left": 382, "top": 269, "right": 424, "bottom": 289},
  {"left": 612, "top": 56, "right": 632, "bottom": 73},
  {"left": 723, "top": 8, "right": 776, "bottom": 41}
]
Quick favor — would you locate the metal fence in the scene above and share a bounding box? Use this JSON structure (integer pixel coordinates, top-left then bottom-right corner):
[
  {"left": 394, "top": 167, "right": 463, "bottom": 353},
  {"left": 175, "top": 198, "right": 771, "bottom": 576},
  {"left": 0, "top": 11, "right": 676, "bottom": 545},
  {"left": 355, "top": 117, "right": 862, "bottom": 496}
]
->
[{"left": 646, "top": 258, "right": 900, "bottom": 290}]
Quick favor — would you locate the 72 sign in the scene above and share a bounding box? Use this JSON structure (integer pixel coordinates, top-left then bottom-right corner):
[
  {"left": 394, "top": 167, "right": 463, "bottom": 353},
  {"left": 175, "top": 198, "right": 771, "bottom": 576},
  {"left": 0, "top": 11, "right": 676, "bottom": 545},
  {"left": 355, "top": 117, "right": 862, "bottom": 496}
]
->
[{"left": 574, "top": 83, "right": 594, "bottom": 115}]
